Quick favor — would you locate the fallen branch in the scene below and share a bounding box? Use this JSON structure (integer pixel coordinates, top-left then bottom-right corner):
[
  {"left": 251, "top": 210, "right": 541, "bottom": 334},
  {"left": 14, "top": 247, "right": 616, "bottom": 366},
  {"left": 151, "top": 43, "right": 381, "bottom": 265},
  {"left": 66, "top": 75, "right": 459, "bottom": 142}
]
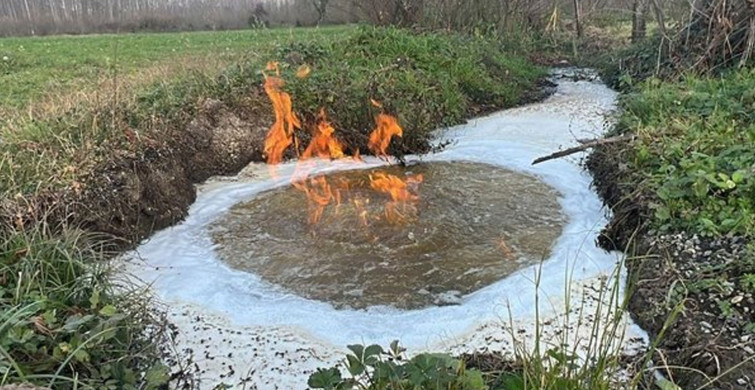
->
[{"left": 531, "top": 134, "right": 635, "bottom": 165}]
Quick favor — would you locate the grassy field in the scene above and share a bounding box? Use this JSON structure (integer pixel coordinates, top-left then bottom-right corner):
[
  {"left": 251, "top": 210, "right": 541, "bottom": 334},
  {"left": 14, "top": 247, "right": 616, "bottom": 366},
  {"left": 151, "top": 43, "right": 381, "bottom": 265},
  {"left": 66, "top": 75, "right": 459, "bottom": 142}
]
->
[{"left": 0, "top": 27, "right": 351, "bottom": 121}]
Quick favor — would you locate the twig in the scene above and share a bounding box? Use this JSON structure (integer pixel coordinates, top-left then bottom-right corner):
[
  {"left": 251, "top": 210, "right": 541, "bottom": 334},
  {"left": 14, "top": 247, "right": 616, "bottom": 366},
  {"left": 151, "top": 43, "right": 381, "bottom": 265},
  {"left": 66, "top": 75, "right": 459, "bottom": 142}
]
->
[{"left": 531, "top": 134, "right": 635, "bottom": 165}]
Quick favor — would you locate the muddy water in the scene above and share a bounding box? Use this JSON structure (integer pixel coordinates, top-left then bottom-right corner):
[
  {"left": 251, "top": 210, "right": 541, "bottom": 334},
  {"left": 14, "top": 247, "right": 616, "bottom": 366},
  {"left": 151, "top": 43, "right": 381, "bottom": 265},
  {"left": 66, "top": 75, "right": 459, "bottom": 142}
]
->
[{"left": 210, "top": 162, "right": 565, "bottom": 309}]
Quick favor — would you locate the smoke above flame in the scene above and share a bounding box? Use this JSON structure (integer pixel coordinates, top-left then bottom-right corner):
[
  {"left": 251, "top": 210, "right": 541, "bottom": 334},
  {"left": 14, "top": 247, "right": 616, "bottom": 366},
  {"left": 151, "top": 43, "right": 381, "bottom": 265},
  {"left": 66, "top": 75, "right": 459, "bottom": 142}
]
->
[{"left": 261, "top": 62, "right": 422, "bottom": 226}]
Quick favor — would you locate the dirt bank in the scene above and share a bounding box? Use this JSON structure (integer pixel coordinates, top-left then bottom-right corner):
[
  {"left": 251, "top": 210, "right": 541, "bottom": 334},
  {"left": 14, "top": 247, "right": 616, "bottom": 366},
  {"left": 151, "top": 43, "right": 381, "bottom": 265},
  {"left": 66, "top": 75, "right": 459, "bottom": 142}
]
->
[
  {"left": 587, "top": 144, "right": 755, "bottom": 390},
  {"left": 3, "top": 96, "right": 267, "bottom": 244}
]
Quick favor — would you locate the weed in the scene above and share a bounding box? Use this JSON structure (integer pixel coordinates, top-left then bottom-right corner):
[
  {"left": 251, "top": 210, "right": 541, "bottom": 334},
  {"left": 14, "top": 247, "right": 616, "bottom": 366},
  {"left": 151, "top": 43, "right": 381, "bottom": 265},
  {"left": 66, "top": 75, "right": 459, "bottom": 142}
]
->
[
  {"left": 308, "top": 341, "right": 485, "bottom": 390},
  {"left": 610, "top": 68, "right": 755, "bottom": 238},
  {"left": 0, "top": 224, "right": 169, "bottom": 389}
]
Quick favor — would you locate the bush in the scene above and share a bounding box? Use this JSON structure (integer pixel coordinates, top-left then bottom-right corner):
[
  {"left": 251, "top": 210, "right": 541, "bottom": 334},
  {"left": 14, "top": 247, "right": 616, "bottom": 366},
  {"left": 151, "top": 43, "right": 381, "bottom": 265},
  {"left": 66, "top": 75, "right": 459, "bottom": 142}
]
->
[{"left": 279, "top": 27, "right": 544, "bottom": 157}]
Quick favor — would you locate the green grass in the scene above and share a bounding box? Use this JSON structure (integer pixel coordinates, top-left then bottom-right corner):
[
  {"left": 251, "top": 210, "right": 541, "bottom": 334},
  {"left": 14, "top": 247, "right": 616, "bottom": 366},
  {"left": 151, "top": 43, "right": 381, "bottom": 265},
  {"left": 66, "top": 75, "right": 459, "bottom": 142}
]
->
[
  {"left": 612, "top": 68, "right": 755, "bottom": 237},
  {"left": 0, "top": 225, "right": 170, "bottom": 389},
  {"left": 0, "top": 26, "right": 352, "bottom": 115}
]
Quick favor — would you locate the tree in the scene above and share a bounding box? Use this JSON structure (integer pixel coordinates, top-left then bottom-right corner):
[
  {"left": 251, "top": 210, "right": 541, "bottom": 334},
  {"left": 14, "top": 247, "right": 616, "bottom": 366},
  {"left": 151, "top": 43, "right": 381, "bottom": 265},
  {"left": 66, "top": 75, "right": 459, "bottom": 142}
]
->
[
  {"left": 572, "top": 0, "right": 583, "bottom": 38},
  {"left": 631, "top": 0, "right": 648, "bottom": 43},
  {"left": 312, "top": 0, "right": 329, "bottom": 25}
]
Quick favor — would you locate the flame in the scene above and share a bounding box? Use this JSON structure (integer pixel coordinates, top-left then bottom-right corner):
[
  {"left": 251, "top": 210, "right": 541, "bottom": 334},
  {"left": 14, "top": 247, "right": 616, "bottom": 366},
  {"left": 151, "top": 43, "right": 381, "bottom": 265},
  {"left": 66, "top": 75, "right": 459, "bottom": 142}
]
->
[
  {"left": 368, "top": 113, "right": 403, "bottom": 157},
  {"left": 302, "top": 109, "right": 345, "bottom": 160},
  {"left": 260, "top": 65, "right": 422, "bottom": 227},
  {"left": 370, "top": 172, "right": 423, "bottom": 223},
  {"left": 293, "top": 176, "right": 339, "bottom": 224},
  {"left": 263, "top": 62, "right": 301, "bottom": 165}
]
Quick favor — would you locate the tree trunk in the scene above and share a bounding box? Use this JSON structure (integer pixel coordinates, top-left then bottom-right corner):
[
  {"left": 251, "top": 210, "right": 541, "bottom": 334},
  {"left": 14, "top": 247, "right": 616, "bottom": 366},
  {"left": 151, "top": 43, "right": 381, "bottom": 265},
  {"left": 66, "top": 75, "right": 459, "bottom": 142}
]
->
[
  {"left": 631, "top": 0, "right": 648, "bottom": 43},
  {"left": 23, "top": 0, "right": 35, "bottom": 35},
  {"left": 572, "top": 0, "right": 583, "bottom": 38},
  {"left": 649, "top": 0, "right": 667, "bottom": 38}
]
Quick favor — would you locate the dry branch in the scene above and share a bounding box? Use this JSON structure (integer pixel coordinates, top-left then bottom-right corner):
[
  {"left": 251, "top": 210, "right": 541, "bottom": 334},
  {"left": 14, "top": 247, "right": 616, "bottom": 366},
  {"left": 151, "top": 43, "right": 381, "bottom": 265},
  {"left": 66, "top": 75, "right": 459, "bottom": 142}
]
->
[{"left": 531, "top": 134, "right": 635, "bottom": 165}]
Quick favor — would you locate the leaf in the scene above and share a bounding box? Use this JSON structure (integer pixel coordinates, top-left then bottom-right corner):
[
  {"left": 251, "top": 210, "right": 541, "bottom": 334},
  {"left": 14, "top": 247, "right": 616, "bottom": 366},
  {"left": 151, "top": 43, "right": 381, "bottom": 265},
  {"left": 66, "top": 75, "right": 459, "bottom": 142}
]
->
[
  {"left": 62, "top": 314, "right": 95, "bottom": 332},
  {"left": 346, "top": 354, "right": 365, "bottom": 376},
  {"left": 308, "top": 367, "right": 342, "bottom": 389},
  {"left": 89, "top": 290, "right": 100, "bottom": 309},
  {"left": 73, "top": 349, "right": 90, "bottom": 363},
  {"left": 458, "top": 369, "right": 486, "bottom": 390},
  {"left": 732, "top": 170, "right": 746, "bottom": 183},
  {"left": 495, "top": 373, "right": 525, "bottom": 390},
  {"left": 144, "top": 363, "right": 170, "bottom": 390},
  {"left": 346, "top": 344, "right": 364, "bottom": 359},
  {"left": 656, "top": 377, "right": 682, "bottom": 390},
  {"left": 364, "top": 344, "right": 383, "bottom": 358},
  {"left": 99, "top": 305, "right": 117, "bottom": 317}
]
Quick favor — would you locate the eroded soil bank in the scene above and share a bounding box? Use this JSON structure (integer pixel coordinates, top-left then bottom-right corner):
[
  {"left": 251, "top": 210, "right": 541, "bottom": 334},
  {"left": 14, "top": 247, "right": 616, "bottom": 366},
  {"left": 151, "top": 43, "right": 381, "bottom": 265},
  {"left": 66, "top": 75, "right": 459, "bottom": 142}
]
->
[{"left": 587, "top": 143, "right": 755, "bottom": 390}]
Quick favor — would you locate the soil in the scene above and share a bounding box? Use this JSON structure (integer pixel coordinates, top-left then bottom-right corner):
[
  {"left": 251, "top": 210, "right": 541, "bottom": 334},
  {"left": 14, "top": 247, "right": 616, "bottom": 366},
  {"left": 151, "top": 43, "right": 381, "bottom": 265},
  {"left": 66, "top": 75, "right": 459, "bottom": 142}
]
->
[
  {"left": 586, "top": 143, "right": 755, "bottom": 390},
  {"left": 2, "top": 96, "right": 269, "bottom": 245}
]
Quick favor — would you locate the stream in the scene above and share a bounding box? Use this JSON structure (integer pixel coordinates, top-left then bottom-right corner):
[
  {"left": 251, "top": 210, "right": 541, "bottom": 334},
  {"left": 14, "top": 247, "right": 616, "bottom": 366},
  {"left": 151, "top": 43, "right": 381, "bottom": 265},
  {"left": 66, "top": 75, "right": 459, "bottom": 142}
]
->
[{"left": 122, "top": 68, "right": 648, "bottom": 389}]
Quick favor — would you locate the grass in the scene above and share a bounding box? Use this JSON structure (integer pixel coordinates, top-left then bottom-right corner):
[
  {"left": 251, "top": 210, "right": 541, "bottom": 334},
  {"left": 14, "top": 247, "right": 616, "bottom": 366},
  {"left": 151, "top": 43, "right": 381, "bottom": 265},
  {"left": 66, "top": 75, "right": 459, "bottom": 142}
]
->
[
  {"left": 588, "top": 53, "right": 755, "bottom": 389},
  {"left": 306, "top": 259, "right": 661, "bottom": 390},
  {"left": 0, "top": 224, "right": 171, "bottom": 389},
  {"left": 0, "top": 26, "right": 545, "bottom": 201},
  {"left": 0, "top": 26, "right": 352, "bottom": 119}
]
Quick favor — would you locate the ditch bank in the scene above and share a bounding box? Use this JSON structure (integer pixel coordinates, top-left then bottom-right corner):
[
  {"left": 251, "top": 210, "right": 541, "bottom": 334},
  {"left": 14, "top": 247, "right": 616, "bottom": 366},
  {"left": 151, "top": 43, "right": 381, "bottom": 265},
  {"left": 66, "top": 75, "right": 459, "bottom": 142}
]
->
[{"left": 587, "top": 128, "right": 755, "bottom": 390}]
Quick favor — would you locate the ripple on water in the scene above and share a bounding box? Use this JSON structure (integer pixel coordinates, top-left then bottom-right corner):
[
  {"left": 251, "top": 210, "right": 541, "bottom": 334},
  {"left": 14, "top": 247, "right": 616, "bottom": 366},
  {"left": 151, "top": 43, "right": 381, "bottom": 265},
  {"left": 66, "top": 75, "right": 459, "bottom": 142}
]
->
[{"left": 210, "top": 161, "right": 566, "bottom": 309}]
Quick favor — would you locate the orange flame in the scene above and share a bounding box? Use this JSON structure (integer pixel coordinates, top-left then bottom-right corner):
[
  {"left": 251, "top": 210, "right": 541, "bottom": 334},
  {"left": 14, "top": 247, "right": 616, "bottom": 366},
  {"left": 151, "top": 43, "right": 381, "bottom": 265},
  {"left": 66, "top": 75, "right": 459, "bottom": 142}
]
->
[
  {"left": 370, "top": 172, "right": 423, "bottom": 223},
  {"left": 260, "top": 66, "right": 421, "bottom": 227},
  {"left": 368, "top": 113, "right": 403, "bottom": 157},
  {"left": 302, "top": 109, "right": 345, "bottom": 160},
  {"left": 293, "top": 176, "right": 339, "bottom": 224},
  {"left": 263, "top": 62, "right": 301, "bottom": 165}
]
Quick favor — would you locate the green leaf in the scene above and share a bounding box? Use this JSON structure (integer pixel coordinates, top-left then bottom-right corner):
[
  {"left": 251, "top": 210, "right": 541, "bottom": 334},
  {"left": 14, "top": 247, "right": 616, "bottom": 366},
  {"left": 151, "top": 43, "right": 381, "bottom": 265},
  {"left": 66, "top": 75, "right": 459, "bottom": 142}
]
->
[
  {"left": 144, "top": 363, "right": 170, "bottom": 390},
  {"left": 89, "top": 290, "right": 101, "bottom": 309},
  {"left": 346, "top": 355, "right": 364, "bottom": 376},
  {"left": 62, "top": 314, "right": 95, "bottom": 332},
  {"left": 495, "top": 373, "right": 524, "bottom": 390},
  {"left": 346, "top": 344, "right": 364, "bottom": 359},
  {"left": 656, "top": 377, "right": 682, "bottom": 390},
  {"left": 732, "top": 170, "right": 746, "bottom": 183},
  {"left": 459, "top": 369, "right": 486, "bottom": 390},
  {"left": 99, "top": 305, "right": 117, "bottom": 317},
  {"left": 308, "top": 367, "right": 342, "bottom": 389},
  {"left": 364, "top": 344, "right": 383, "bottom": 358}
]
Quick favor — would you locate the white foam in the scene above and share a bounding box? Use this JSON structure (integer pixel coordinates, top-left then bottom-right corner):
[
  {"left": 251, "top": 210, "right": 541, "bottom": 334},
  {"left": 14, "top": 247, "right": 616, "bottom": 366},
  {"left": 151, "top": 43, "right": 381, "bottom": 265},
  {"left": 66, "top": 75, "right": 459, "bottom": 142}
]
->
[{"left": 121, "top": 75, "right": 648, "bottom": 389}]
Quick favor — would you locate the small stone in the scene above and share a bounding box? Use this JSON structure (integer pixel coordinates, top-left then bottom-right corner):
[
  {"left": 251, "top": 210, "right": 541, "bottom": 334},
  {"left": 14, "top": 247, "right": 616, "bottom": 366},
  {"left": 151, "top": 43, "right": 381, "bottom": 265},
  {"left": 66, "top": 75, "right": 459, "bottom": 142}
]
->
[{"left": 731, "top": 295, "right": 744, "bottom": 304}]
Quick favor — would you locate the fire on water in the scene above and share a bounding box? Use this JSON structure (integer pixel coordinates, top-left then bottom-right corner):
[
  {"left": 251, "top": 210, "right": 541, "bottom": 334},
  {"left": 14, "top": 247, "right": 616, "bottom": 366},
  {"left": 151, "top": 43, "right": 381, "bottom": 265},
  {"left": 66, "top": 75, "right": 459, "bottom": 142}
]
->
[{"left": 261, "top": 62, "right": 423, "bottom": 226}]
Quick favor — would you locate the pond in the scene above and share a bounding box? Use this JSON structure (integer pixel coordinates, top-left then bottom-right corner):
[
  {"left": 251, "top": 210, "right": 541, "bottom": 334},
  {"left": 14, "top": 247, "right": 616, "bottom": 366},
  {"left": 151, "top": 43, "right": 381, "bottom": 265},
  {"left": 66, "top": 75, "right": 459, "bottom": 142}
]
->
[{"left": 211, "top": 161, "right": 566, "bottom": 309}]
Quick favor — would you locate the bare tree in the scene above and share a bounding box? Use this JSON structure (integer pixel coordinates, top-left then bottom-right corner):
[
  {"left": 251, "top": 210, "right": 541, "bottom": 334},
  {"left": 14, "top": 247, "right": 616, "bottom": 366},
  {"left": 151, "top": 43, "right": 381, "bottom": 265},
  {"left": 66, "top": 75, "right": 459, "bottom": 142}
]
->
[
  {"left": 312, "top": 0, "right": 330, "bottom": 25},
  {"left": 572, "top": 0, "right": 583, "bottom": 38},
  {"left": 631, "top": 0, "right": 648, "bottom": 42}
]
